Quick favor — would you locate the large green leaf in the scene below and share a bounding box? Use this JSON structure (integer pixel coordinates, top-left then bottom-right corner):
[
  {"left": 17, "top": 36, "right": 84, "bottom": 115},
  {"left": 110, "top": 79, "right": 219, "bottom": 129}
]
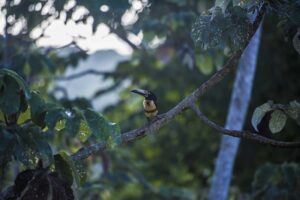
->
[
  {"left": 0, "top": 75, "right": 21, "bottom": 115},
  {"left": 54, "top": 154, "right": 74, "bottom": 186},
  {"left": 78, "top": 120, "right": 92, "bottom": 142},
  {"left": 83, "top": 109, "right": 111, "bottom": 141},
  {"left": 45, "top": 107, "right": 65, "bottom": 131},
  {"left": 251, "top": 102, "right": 273, "bottom": 132},
  {"left": 58, "top": 152, "right": 87, "bottom": 187},
  {"left": 29, "top": 91, "right": 47, "bottom": 127},
  {"left": 269, "top": 110, "right": 287, "bottom": 134},
  {"left": 14, "top": 135, "right": 34, "bottom": 167},
  {"left": 286, "top": 101, "right": 300, "bottom": 125},
  {"left": 13, "top": 126, "right": 52, "bottom": 167},
  {"left": 65, "top": 112, "right": 82, "bottom": 137},
  {"left": 252, "top": 163, "right": 279, "bottom": 190},
  {"left": 196, "top": 54, "right": 213, "bottom": 75},
  {"left": 30, "top": 127, "right": 53, "bottom": 166},
  {"left": 0, "top": 68, "right": 31, "bottom": 100}
]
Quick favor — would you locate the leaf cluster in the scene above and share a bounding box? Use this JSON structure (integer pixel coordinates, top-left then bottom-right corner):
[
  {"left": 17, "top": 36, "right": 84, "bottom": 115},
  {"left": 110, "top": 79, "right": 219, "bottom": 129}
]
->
[
  {"left": 191, "top": 6, "right": 253, "bottom": 50},
  {"left": 0, "top": 69, "right": 120, "bottom": 192},
  {"left": 251, "top": 100, "right": 300, "bottom": 134},
  {"left": 252, "top": 162, "right": 300, "bottom": 200}
]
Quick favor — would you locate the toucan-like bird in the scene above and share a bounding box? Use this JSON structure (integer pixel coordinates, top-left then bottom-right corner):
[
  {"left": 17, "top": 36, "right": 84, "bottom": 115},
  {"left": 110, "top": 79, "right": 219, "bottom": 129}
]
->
[{"left": 131, "top": 89, "right": 158, "bottom": 121}]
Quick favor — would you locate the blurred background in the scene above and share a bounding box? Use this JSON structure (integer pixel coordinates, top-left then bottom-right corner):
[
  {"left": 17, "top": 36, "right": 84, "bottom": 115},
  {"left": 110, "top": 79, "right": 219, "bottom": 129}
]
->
[{"left": 0, "top": 0, "right": 300, "bottom": 199}]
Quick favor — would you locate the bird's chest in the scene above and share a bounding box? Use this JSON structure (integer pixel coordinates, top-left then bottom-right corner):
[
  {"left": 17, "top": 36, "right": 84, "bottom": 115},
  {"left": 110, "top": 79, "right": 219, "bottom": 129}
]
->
[{"left": 143, "top": 100, "right": 157, "bottom": 111}]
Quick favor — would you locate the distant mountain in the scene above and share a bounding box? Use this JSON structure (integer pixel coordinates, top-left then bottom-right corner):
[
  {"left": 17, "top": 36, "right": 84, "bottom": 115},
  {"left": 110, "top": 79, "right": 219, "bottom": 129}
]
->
[{"left": 55, "top": 49, "right": 129, "bottom": 110}]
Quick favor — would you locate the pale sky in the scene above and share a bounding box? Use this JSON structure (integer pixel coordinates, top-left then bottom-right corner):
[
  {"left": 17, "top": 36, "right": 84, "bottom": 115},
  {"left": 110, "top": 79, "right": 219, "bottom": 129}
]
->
[{"left": 0, "top": 0, "right": 144, "bottom": 55}]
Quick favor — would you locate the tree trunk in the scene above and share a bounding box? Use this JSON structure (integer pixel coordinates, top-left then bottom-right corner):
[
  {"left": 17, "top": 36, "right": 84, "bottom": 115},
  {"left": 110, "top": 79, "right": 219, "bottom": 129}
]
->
[{"left": 208, "top": 23, "right": 262, "bottom": 200}]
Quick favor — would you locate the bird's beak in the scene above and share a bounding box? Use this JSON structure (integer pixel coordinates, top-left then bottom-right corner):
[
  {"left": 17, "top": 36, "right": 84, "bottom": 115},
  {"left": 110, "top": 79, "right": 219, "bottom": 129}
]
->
[{"left": 131, "top": 89, "right": 147, "bottom": 96}]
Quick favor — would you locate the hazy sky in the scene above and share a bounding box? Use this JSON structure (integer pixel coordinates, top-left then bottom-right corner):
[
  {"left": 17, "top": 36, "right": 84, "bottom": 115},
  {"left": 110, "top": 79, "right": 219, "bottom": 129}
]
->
[{"left": 0, "top": 0, "right": 144, "bottom": 55}]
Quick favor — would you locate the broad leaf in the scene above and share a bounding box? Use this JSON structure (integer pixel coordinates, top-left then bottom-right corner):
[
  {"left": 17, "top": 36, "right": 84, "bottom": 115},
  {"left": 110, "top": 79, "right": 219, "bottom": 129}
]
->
[
  {"left": 65, "top": 112, "right": 82, "bottom": 137},
  {"left": 45, "top": 108, "right": 65, "bottom": 131},
  {"left": 54, "top": 154, "right": 74, "bottom": 186},
  {"left": 251, "top": 102, "right": 273, "bottom": 132},
  {"left": 58, "top": 152, "right": 87, "bottom": 187},
  {"left": 269, "top": 110, "right": 287, "bottom": 134},
  {"left": 0, "top": 68, "right": 31, "bottom": 100},
  {"left": 0, "top": 75, "right": 21, "bottom": 115},
  {"left": 83, "top": 109, "right": 111, "bottom": 141},
  {"left": 78, "top": 120, "right": 92, "bottom": 142},
  {"left": 29, "top": 91, "right": 47, "bottom": 127}
]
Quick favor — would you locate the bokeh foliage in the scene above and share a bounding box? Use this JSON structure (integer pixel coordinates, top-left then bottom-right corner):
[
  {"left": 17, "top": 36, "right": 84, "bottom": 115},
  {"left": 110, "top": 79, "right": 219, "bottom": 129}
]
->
[{"left": 0, "top": 0, "right": 300, "bottom": 199}]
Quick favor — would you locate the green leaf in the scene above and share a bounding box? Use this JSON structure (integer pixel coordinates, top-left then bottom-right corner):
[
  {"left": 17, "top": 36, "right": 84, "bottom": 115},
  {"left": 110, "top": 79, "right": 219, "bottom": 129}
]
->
[
  {"left": 269, "top": 110, "right": 287, "bottom": 134},
  {"left": 73, "top": 159, "right": 87, "bottom": 186},
  {"left": 30, "top": 128, "right": 53, "bottom": 166},
  {"left": 14, "top": 127, "right": 53, "bottom": 167},
  {"left": 252, "top": 163, "right": 279, "bottom": 190},
  {"left": 196, "top": 54, "right": 213, "bottom": 75},
  {"left": 19, "top": 90, "right": 28, "bottom": 113},
  {"left": 17, "top": 107, "right": 31, "bottom": 124},
  {"left": 106, "top": 122, "right": 121, "bottom": 148},
  {"left": 0, "top": 129, "right": 15, "bottom": 167},
  {"left": 58, "top": 152, "right": 87, "bottom": 187},
  {"left": 0, "top": 68, "right": 31, "bottom": 100},
  {"left": 0, "top": 75, "right": 21, "bottom": 115},
  {"left": 14, "top": 135, "right": 35, "bottom": 167},
  {"left": 78, "top": 120, "right": 92, "bottom": 142},
  {"left": 54, "top": 154, "right": 74, "bottom": 186},
  {"left": 45, "top": 108, "right": 65, "bottom": 131},
  {"left": 286, "top": 101, "right": 300, "bottom": 125},
  {"left": 251, "top": 102, "right": 273, "bottom": 132},
  {"left": 65, "top": 112, "right": 81, "bottom": 137},
  {"left": 29, "top": 91, "right": 47, "bottom": 127},
  {"left": 83, "top": 109, "right": 110, "bottom": 141},
  {"left": 281, "top": 163, "right": 298, "bottom": 188}
]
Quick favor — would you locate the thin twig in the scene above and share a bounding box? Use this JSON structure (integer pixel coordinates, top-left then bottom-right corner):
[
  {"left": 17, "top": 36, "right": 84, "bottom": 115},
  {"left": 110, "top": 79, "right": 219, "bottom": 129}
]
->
[
  {"left": 54, "top": 69, "right": 115, "bottom": 81},
  {"left": 107, "top": 24, "right": 139, "bottom": 50}
]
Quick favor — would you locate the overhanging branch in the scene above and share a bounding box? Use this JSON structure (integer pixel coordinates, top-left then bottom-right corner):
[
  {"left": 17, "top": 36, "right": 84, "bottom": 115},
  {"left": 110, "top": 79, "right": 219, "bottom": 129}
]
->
[{"left": 55, "top": 69, "right": 115, "bottom": 81}]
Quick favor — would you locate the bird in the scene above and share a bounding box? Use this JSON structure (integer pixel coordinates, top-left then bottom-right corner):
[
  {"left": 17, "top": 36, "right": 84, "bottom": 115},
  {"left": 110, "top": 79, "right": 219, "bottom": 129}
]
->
[{"left": 131, "top": 89, "right": 158, "bottom": 121}]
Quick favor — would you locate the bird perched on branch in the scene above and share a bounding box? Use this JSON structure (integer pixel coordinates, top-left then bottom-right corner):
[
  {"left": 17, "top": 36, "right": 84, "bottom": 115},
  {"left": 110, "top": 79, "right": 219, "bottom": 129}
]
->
[{"left": 131, "top": 89, "right": 158, "bottom": 121}]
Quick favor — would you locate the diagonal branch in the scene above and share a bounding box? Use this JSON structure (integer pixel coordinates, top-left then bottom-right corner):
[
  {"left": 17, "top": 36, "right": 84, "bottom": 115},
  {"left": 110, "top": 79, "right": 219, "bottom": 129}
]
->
[{"left": 71, "top": 4, "right": 300, "bottom": 161}]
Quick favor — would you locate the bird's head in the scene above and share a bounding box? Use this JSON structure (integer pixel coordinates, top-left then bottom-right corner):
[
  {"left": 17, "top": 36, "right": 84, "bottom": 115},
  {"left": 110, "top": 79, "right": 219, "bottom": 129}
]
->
[{"left": 131, "top": 89, "right": 157, "bottom": 102}]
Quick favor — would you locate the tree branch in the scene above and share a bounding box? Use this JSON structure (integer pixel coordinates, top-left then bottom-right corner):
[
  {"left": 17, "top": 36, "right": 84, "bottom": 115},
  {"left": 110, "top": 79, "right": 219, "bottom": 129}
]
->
[
  {"left": 106, "top": 24, "right": 139, "bottom": 50},
  {"left": 54, "top": 69, "right": 116, "bottom": 81},
  {"left": 189, "top": 103, "right": 300, "bottom": 148},
  {"left": 71, "top": 4, "right": 300, "bottom": 161}
]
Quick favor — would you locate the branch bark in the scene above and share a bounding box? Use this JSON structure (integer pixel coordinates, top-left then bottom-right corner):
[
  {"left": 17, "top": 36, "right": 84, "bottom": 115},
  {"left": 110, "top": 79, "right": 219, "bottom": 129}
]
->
[{"left": 71, "top": 4, "right": 300, "bottom": 162}]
